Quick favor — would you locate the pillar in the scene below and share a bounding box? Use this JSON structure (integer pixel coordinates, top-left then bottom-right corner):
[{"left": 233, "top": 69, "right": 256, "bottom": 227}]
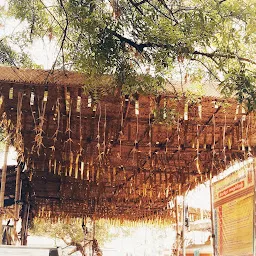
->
[{"left": 0, "top": 138, "right": 10, "bottom": 244}]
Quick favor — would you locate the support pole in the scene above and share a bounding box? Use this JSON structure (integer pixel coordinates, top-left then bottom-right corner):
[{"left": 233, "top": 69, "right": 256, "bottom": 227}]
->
[
  {"left": 82, "top": 218, "right": 88, "bottom": 256},
  {"left": 14, "top": 164, "right": 22, "bottom": 243},
  {"left": 21, "top": 192, "right": 30, "bottom": 246},
  {"left": 211, "top": 113, "right": 216, "bottom": 256},
  {"left": 175, "top": 195, "right": 180, "bottom": 256},
  {"left": 14, "top": 164, "right": 21, "bottom": 224},
  {"left": 0, "top": 138, "right": 10, "bottom": 245},
  {"left": 182, "top": 195, "right": 186, "bottom": 256},
  {"left": 210, "top": 171, "right": 216, "bottom": 256},
  {"left": 92, "top": 218, "right": 95, "bottom": 255}
]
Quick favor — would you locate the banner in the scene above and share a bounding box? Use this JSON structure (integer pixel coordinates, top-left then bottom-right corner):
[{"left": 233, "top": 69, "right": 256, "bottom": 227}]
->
[{"left": 213, "top": 161, "right": 255, "bottom": 256}]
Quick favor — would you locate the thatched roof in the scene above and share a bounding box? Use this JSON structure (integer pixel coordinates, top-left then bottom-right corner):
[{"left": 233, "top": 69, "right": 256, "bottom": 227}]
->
[
  {"left": 0, "top": 65, "right": 86, "bottom": 86},
  {"left": 0, "top": 66, "right": 254, "bottom": 222}
]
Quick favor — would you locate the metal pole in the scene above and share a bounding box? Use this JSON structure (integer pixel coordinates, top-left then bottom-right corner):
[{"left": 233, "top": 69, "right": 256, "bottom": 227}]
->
[{"left": 0, "top": 137, "right": 10, "bottom": 244}]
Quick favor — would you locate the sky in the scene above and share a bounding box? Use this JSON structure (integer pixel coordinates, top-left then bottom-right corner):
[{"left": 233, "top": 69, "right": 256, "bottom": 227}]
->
[
  {"left": 0, "top": 146, "right": 17, "bottom": 166},
  {"left": 187, "top": 184, "right": 210, "bottom": 210},
  {"left": 0, "top": 0, "right": 58, "bottom": 69}
]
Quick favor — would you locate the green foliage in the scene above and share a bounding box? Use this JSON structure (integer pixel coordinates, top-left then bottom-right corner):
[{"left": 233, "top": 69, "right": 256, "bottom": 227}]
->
[
  {"left": 3, "top": 0, "right": 256, "bottom": 110},
  {"left": 120, "top": 73, "right": 166, "bottom": 96},
  {"left": 153, "top": 107, "right": 177, "bottom": 125},
  {"left": 221, "top": 68, "right": 256, "bottom": 111},
  {"left": 0, "top": 38, "right": 41, "bottom": 68},
  {"left": 30, "top": 218, "right": 118, "bottom": 247},
  {"left": 0, "top": 39, "right": 17, "bottom": 65},
  {"left": 30, "top": 220, "right": 84, "bottom": 243},
  {"left": 8, "top": 0, "right": 53, "bottom": 41}
]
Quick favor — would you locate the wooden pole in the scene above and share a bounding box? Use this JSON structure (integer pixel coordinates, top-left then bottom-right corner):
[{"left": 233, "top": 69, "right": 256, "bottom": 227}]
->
[
  {"left": 82, "top": 218, "right": 87, "bottom": 256},
  {"left": 210, "top": 171, "right": 216, "bottom": 256},
  {"left": 14, "top": 165, "right": 21, "bottom": 218},
  {"left": 0, "top": 138, "right": 10, "bottom": 245},
  {"left": 21, "top": 191, "right": 30, "bottom": 246},
  {"left": 175, "top": 195, "right": 180, "bottom": 256},
  {"left": 92, "top": 218, "right": 95, "bottom": 255},
  {"left": 182, "top": 195, "right": 186, "bottom": 256},
  {"left": 253, "top": 159, "right": 256, "bottom": 256},
  {"left": 14, "top": 164, "right": 21, "bottom": 238}
]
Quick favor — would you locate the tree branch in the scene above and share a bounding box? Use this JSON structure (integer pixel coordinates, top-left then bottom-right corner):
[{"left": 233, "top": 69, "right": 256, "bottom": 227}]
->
[
  {"left": 52, "top": 0, "right": 69, "bottom": 71},
  {"left": 157, "top": 0, "right": 179, "bottom": 25},
  {"left": 135, "top": 0, "right": 148, "bottom": 6},
  {"left": 190, "top": 58, "right": 222, "bottom": 82},
  {"left": 108, "top": 29, "right": 170, "bottom": 52},
  {"left": 145, "top": 0, "right": 174, "bottom": 21},
  {"left": 219, "top": 0, "right": 227, "bottom": 4},
  {"left": 38, "top": 0, "right": 73, "bottom": 42},
  {"left": 110, "top": 29, "right": 256, "bottom": 66},
  {"left": 128, "top": 0, "right": 144, "bottom": 14},
  {"left": 192, "top": 51, "right": 256, "bottom": 65}
]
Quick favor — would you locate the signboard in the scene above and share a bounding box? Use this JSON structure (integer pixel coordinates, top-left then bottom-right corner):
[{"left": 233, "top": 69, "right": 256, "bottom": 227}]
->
[{"left": 213, "top": 161, "right": 255, "bottom": 256}]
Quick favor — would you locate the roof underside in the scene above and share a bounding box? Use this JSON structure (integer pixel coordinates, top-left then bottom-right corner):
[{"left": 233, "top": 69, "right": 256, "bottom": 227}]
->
[{"left": 0, "top": 66, "right": 255, "bottom": 222}]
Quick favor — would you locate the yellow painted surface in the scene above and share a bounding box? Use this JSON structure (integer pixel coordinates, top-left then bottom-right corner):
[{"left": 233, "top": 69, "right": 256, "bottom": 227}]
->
[
  {"left": 213, "top": 162, "right": 254, "bottom": 203},
  {"left": 215, "top": 195, "right": 253, "bottom": 256},
  {"left": 213, "top": 162, "right": 254, "bottom": 256}
]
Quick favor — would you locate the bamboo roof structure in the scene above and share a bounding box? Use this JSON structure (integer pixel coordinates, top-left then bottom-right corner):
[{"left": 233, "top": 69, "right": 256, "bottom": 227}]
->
[{"left": 0, "top": 65, "right": 255, "bottom": 222}]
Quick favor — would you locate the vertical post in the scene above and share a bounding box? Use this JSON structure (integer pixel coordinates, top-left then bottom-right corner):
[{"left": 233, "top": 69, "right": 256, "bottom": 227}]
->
[
  {"left": 253, "top": 159, "right": 256, "bottom": 256},
  {"left": 144, "top": 226, "right": 147, "bottom": 256},
  {"left": 21, "top": 203, "right": 28, "bottom": 245},
  {"left": 14, "top": 164, "right": 21, "bottom": 228},
  {"left": 92, "top": 218, "right": 95, "bottom": 256},
  {"left": 92, "top": 218, "right": 95, "bottom": 239},
  {"left": 210, "top": 171, "right": 216, "bottom": 256},
  {"left": 0, "top": 138, "right": 10, "bottom": 245},
  {"left": 182, "top": 195, "right": 186, "bottom": 256},
  {"left": 175, "top": 195, "right": 180, "bottom": 256},
  {"left": 21, "top": 193, "right": 30, "bottom": 246},
  {"left": 21, "top": 172, "right": 31, "bottom": 247}
]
